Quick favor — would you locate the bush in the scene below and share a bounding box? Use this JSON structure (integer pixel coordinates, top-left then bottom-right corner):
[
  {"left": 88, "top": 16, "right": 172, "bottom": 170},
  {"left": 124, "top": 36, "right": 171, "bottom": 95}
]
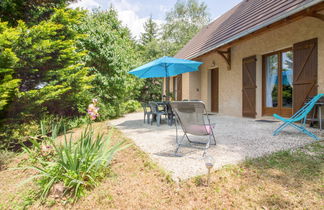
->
[
  {"left": 39, "top": 115, "right": 89, "bottom": 136},
  {"left": 0, "top": 115, "right": 89, "bottom": 150},
  {"left": 1, "top": 9, "right": 94, "bottom": 120},
  {"left": 121, "top": 100, "right": 141, "bottom": 114},
  {"left": 77, "top": 9, "right": 143, "bottom": 119},
  {"left": 0, "top": 120, "right": 40, "bottom": 150},
  {"left": 138, "top": 78, "right": 162, "bottom": 102},
  {"left": 23, "top": 126, "right": 129, "bottom": 201},
  {"left": 0, "top": 21, "right": 20, "bottom": 112}
]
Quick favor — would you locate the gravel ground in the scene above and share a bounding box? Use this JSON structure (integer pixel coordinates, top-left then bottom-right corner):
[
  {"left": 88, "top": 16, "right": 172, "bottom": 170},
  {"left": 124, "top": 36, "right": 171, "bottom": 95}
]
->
[{"left": 109, "top": 112, "right": 323, "bottom": 180}]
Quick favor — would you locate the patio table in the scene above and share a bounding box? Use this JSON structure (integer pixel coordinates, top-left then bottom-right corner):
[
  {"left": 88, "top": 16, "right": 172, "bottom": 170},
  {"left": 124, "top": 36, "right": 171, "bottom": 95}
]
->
[
  {"left": 155, "top": 101, "right": 175, "bottom": 126},
  {"left": 156, "top": 101, "right": 166, "bottom": 108},
  {"left": 149, "top": 102, "right": 168, "bottom": 126}
]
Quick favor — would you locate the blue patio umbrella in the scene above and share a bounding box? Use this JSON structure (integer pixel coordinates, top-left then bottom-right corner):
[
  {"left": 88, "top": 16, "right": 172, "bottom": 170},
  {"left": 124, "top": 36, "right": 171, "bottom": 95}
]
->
[{"left": 128, "top": 56, "right": 203, "bottom": 78}]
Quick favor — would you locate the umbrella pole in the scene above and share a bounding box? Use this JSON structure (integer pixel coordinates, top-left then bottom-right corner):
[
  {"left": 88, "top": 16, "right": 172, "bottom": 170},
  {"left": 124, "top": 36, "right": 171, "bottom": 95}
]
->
[
  {"left": 161, "top": 78, "right": 164, "bottom": 101},
  {"left": 165, "top": 63, "right": 171, "bottom": 101},
  {"left": 166, "top": 77, "right": 170, "bottom": 101}
]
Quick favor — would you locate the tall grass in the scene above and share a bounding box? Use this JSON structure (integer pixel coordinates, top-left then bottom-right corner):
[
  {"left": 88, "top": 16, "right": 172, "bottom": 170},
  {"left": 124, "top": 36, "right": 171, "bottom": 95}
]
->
[{"left": 24, "top": 126, "right": 129, "bottom": 201}]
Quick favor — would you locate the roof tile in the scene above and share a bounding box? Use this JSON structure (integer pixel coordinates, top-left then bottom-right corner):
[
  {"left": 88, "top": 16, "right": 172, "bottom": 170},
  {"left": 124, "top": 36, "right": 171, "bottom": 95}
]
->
[{"left": 175, "top": 0, "right": 320, "bottom": 59}]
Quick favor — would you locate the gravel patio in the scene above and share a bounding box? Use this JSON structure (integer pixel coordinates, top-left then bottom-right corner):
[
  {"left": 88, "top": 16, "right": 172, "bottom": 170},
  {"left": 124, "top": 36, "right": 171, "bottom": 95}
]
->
[{"left": 109, "top": 112, "right": 322, "bottom": 180}]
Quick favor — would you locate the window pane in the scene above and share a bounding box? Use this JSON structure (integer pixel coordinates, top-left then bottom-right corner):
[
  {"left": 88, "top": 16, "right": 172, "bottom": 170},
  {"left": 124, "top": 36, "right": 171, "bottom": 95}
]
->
[
  {"left": 265, "top": 54, "right": 278, "bottom": 108},
  {"left": 282, "top": 51, "right": 293, "bottom": 108}
]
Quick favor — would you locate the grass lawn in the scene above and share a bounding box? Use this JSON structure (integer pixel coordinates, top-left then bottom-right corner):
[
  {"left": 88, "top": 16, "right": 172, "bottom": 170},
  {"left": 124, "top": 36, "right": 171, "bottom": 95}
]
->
[{"left": 0, "top": 120, "right": 323, "bottom": 209}]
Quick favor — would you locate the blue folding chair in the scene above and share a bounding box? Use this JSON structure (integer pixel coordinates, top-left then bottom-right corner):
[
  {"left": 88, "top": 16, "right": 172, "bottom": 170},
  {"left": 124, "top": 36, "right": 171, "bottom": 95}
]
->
[{"left": 273, "top": 93, "right": 324, "bottom": 140}]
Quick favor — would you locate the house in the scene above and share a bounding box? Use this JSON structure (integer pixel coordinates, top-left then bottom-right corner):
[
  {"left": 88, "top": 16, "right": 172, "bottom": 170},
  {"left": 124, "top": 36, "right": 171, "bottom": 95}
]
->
[{"left": 165, "top": 0, "right": 324, "bottom": 118}]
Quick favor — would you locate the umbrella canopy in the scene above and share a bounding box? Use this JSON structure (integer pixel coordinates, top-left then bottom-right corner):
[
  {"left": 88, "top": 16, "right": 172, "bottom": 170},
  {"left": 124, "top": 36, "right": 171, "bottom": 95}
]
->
[{"left": 128, "top": 56, "right": 203, "bottom": 78}]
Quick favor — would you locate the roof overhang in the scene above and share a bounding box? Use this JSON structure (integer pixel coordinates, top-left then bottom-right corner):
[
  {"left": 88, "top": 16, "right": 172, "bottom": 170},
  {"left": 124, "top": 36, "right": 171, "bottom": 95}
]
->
[{"left": 186, "top": 0, "right": 324, "bottom": 60}]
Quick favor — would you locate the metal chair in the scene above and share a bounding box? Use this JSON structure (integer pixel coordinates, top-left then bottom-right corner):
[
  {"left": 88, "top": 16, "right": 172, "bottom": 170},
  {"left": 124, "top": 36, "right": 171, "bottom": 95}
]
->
[
  {"left": 170, "top": 101, "right": 216, "bottom": 156},
  {"left": 273, "top": 93, "right": 324, "bottom": 140}
]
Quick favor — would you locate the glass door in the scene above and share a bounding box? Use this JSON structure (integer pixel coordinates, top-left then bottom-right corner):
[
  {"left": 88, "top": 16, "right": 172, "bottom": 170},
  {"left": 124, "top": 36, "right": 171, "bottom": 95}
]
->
[{"left": 263, "top": 49, "right": 293, "bottom": 117}]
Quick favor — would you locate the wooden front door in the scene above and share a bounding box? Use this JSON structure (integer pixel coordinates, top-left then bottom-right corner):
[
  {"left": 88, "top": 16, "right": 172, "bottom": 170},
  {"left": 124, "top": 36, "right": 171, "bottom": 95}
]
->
[
  {"left": 211, "top": 68, "right": 219, "bottom": 112},
  {"left": 293, "top": 38, "right": 318, "bottom": 113},
  {"left": 242, "top": 56, "right": 257, "bottom": 118}
]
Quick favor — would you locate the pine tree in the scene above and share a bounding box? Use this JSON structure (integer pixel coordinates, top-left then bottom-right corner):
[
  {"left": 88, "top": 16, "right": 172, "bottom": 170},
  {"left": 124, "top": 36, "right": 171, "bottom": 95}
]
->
[
  {"left": 0, "top": 0, "right": 78, "bottom": 26},
  {"left": 138, "top": 16, "right": 163, "bottom": 102},
  {"left": 140, "top": 15, "right": 158, "bottom": 45},
  {"left": 4, "top": 9, "right": 94, "bottom": 118}
]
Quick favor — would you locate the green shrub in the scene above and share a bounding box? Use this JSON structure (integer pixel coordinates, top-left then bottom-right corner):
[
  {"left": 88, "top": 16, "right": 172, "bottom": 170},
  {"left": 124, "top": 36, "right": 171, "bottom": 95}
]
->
[
  {"left": 40, "top": 115, "right": 89, "bottom": 136},
  {"left": 121, "top": 100, "right": 141, "bottom": 114},
  {"left": 0, "top": 115, "right": 89, "bottom": 150},
  {"left": 0, "top": 120, "right": 40, "bottom": 150},
  {"left": 24, "top": 126, "right": 129, "bottom": 201},
  {"left": 0, "top": 21, "right": 21, "bottom": 112},
  {"left": 138, "top": 78, "right": 162, "bottom": 102},
  {"left": 1, "top": 9, "right": 94, "bottom": 120},
  {"left": 0, "top": 102, "right": 92, "bottom": 152},
  {"left": 77, "top": 9, "right": 143, "bottom": 119}
]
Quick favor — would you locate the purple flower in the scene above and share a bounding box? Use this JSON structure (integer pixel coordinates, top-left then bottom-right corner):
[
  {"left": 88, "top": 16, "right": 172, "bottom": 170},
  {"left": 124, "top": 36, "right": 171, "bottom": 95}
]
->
[{"left": 87, "top": 99, "right": 100, "bottom": 120}]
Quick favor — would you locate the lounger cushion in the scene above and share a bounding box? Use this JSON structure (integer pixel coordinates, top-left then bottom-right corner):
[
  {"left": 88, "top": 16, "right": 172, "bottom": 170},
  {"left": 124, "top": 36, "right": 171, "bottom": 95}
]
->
[{"left": 187, "top": 124, "right": 213, "bottom": 135}]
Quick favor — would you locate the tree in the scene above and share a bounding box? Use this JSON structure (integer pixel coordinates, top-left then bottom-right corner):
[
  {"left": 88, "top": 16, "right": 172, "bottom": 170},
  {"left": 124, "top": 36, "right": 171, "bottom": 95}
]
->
[
  {"left": 139, "top": 17, "right": 162, "bottom": 60},
  {"left": 77, "top": 8, "right": 143, "bottom": 118},
  {"left": 4, "top": 9, "right": 94, "bottom": 119},
  {"left": 138, "top": 0, "right": 210, "bottom": 101},
  {"left": 0, "top": 22, "right": 20, "bottom": 112},
  {"left": 0, "top": 0, "right": 78, "bottom": 26},
  {"left": 162, "top": 0, "right": 210, "bottom": 55},
  {"left": 140, "top": 15, "right": 159, "bottom": 45},
  {"left": 138, "top": 17, "right": 163, "bottom": 102}
]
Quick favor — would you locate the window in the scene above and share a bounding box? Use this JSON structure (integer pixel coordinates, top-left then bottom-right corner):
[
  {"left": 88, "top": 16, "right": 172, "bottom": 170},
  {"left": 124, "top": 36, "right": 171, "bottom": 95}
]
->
[{"left": 263, "top": 49, "right": 293, "bottom": 116}]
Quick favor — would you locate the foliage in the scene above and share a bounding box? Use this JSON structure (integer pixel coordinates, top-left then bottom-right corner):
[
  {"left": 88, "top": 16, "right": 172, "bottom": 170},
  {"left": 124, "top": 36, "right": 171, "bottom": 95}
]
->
[
  {"left": 0, "top": 115, "right": 89, "bottom": 150},
  {"left": 0, "top": 0, "right": 78, "bottom": 26},
  {"left": 0, "top": 0, "right": 210, "bottom": 151},
  {"left": 139, "top": 78, "right": 163, "bottom": 102},
  {"left": 137, "top": 0, "right": 210, "bottom": 102},
  {"left": 0, "top": 120, "right": 40, "bottom": 150},
  {"left": 2, "top": 9, "right": 94, "bottom": 120},
  {"left": 162, "top": 0, "right": 210, "bottom": 55},
  {"left": 23, "top": 126, "right": 129, "bottom": 201},
  {"left": 77, "top": 9, "right": 143, "bottom": 119},
  {"left": 137, "top": 17, "right": 163, "bottom": 102},
  {"left": 121, "top": 100, "right": 141, "bottom": 114},
  {"left": 0, "top": 21, "right": 21, "bottom": 112},
  {"left": 140, "top": 15, "right": 159, "bottom": 46}
]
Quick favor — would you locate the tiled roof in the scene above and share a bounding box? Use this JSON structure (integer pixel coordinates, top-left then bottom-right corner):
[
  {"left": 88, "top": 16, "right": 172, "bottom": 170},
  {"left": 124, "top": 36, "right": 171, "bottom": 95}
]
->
[{"left": 175, "top": 0, "right": 323, "bottom": 59}]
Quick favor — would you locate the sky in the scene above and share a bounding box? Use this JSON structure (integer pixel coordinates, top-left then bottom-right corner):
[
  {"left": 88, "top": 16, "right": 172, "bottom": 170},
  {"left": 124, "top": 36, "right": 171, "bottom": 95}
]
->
[{"left": 69, "top": 0, "right": 242, "bottom": 39}]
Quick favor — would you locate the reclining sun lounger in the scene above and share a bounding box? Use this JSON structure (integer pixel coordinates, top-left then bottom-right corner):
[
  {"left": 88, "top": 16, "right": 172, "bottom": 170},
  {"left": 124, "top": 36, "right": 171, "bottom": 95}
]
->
[{"left": 171, "top": 101, "right": 216, "bottom": 156}]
